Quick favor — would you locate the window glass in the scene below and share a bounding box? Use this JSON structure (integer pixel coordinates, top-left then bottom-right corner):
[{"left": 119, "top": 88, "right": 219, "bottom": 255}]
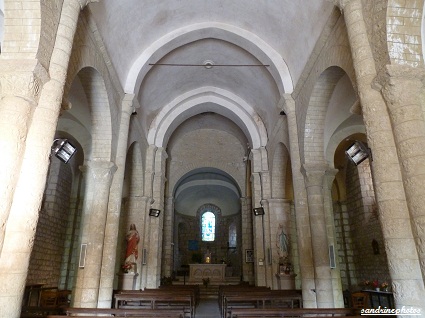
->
[{"left": 201, "top": 211, "right": 215, "bottom": 241}]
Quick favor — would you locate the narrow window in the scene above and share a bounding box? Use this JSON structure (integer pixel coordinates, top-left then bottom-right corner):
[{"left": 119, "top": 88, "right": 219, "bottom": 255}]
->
[
  {"left": 229, "top": 223, "right": 237, "bottom": 248},
  {"left": 201, "top": 211, "right": 215, "bottom": 241}
]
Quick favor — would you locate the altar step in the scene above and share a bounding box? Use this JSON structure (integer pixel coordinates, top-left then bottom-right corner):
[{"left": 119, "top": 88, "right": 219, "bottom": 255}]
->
[
  {"left": 172, "top": 276, "right": 241, "bottom": 286},
  {"left": 199, "top": 285, "right": 219, "bottom": 299}
]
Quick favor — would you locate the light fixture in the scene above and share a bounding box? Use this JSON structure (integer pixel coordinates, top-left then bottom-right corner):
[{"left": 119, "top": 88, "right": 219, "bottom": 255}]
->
[
  {"left": 345, "top": 141, "right": 371, "bottom": 165},
  {"left": 149, "top": 208, "right": 161, "bottom": 217},
  {"left": 279, "top": 110, "right": 286, "bottom": 116},
  {"left": 51, "top": 138, "right": 77, "bottom": 164},
  {"left": 253, "top": 207, "right": 265, "bottom": 216}
]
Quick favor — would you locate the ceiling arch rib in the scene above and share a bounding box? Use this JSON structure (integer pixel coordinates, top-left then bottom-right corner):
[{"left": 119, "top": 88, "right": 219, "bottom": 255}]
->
[
  {"left": 124, "top": 22, "right": 293, "bottom": 95},
  {"left": 147, "top": 86, "right": 267, "bottom": 149}
]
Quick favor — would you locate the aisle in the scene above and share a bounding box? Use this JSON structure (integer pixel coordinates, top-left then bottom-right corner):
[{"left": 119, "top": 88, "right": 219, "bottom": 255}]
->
[{"left": 195, "top": 299, "right": 221, "bottom": 318}]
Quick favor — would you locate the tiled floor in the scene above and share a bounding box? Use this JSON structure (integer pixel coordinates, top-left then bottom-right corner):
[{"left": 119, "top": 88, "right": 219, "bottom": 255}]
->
[{"left": 195, "top": 299, "right": 221, "bottom": 318}]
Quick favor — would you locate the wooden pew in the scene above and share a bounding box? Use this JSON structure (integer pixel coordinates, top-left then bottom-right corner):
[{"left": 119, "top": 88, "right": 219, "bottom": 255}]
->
[
  {"left": 222, "top": 290, "right": 302, "bottom": 318},
  {"left": 218, "top": 285, "right": 271, "bottom": 316},
  {"left": 229, "top": 307, "right": 360, "bottom": 318},
  {"left": 48, "top": 307, "right": 185, "bottom": 317},
  {"left": 114, "top": 291, "right": 194, "bottom": 317}
]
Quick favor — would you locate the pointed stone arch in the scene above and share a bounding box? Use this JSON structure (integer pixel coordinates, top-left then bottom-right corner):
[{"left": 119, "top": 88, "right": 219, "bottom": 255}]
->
[
  {"left": 148, "top": 86, "right": 267, "bottom": 150},
  {"left": 125, "top": 22, "right": 293, "bottom": 96}
]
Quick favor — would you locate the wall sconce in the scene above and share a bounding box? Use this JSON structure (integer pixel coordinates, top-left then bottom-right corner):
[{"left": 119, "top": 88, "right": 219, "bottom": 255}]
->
[
  {"left": 51, "top": 138, "right": 77, "bottom": 164},
  {"left": 149, "top": 208, "right": 161, "bottom": 217},
  {"left": 345, "top": 141, "right": 371, "bottom": 166},
  {"left": 253, "top": 207, "right": 265, "bottom": 216}
]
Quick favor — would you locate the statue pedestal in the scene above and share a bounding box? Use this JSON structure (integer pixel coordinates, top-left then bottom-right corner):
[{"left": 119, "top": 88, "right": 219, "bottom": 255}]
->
[
  {"left": 117, "top": 272, "right": 138, "bottom": 290},
  {"left": 276, "top": 273, "right": 296, "bottom": 290}
]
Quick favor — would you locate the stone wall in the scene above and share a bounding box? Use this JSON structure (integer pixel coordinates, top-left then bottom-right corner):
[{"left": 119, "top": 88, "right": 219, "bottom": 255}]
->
[
  {"left": 27, "top": 158, "right": 73, "bottom": 287},
  {"left": 175, "top": 211, "right": 241, "bottom": 277},
  {"left": 336, "top": 158, "right": 391, "bottom": 291}
]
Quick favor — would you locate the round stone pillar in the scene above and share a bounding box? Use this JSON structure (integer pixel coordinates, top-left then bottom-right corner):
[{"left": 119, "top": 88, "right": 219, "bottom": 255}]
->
[
  {"left": 330, "top": 0, "right": 425, "bottom": 310},
  {"left": 324, "top": 169, "right": 344, "bottom": 307},
  {"left": 379, "top": 65, "right": 425, "bottom": 282},
  {"left": 98, "top": 94, "right": 135, "bottom": 308},
  {"left": 161, "top": 196, "right": 175, "bottom": 278},
  {"left": 282, "top": 94, "right": 316, "bottom": 308},
  {"left": 302, "top": 163, "right": 334, "bottom": 307},
  {"left": 73, "top": 161, "right": 117, "bottom": 308}
]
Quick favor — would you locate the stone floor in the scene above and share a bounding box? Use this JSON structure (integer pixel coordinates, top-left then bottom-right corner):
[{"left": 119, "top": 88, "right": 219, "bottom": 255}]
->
[{"left": 195, "top": 298, "right": 221, "bottom": 318}]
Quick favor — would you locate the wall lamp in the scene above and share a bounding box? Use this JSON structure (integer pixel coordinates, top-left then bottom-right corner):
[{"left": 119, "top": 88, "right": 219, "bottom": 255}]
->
[
  {"left": 51, "top": 138, "right": 77, "bottom": 164},
  {"left": 253, "top": 207, "right": 265, "bottom": 216},
  {"left": 149, "top": 208, "right": 161, "bottom": 217},
  {"left": 345, "top": 141, "right": 371, "bottom": 166}
]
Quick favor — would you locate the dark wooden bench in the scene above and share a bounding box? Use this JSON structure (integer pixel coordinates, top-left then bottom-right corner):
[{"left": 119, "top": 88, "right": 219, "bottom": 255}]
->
[
  {"left": 218, "top": 285, "right": 271, "bottom": 316},
  {"left": 222, "top": 290, "right": 302, "bottom": 318},
  {"left": 114, "top": 292, "right": 194, "bottom": 317},
  {"left": 229, "top": 307, "right": 360, "bottom": 318},
  {"left": 20, "top": 306, "right": 64, "bottom": 318},
  {"left": 48, "top": 307, "right": 185, "bottom": 317}
]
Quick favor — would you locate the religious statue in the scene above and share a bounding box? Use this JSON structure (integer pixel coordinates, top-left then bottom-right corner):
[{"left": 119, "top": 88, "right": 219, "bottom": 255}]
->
[
  {"left": 276, "top": 224, "right": 292, "bottom": 274},
  {"left": 123, "top": 224, "right": 140, "bottom": 273}
]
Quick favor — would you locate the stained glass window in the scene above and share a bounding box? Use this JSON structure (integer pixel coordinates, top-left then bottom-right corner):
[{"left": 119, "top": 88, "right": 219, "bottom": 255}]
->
[{"left": 201, "top": 211, "right": 215, "bottom": 241}]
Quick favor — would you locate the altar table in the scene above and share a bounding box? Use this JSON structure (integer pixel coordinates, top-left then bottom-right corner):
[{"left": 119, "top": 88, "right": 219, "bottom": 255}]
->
[{"left": 189, "top": 264, "right": 226, "bottom": 283}]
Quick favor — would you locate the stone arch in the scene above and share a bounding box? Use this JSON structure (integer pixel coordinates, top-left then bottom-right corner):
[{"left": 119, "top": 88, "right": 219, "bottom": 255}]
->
[
  {"left": 271, "top": 143, "right": 290, "bottom": 199},
  {"left": 303, "top": 66, "right": 347, "bottom": 165},
  {"left": 73, "top": 67, "right": 113, "bottom": 161},
  {"left": 168, "top": 161, "right": 245, "bottom": 199},
  {"left": 295, "top": 45, "right": 356, "bottom": 163},
  {"left": 125, "top": 22, "right": 293, "bottom": 96},
  {"left": 387, "top": 0, "right": 424, "bottom": 66},
  {"left": 148, "top": 87, "right": 267, "bottom": 150}
]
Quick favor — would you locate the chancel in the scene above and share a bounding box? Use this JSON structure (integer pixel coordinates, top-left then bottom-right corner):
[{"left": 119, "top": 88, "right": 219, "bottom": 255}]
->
[{"left": 1, "top": 1, "right": 425, "bottom": 317}]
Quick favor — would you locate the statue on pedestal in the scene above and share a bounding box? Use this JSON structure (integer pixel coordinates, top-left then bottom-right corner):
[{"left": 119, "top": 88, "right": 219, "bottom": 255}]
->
[{"left": 123, "top": 224, "right": 140, "bottom": 273}]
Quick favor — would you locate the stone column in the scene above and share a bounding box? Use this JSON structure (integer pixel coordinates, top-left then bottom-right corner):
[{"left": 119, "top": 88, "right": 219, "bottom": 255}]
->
[
  {"left": 268, "top": 198, "right": 292, "bottom": 290},
  {"left": 98, "top": 94, "right": 135, "bottom": 307},
  {"left": 0, "top": 61, "right": 48, "bottom": 253},
  {"left": 73, "top": 161, "right": 117, "bottom": 308},
  {"left": 131, "top": 196, "right": 150, "bottom": 290},
  {"left": 241, "top": 196, "right": 254, "bottom": 284},
  {"left": 145, "top": 146, "right": 168, "bottom": 288},
  {"left": 161, "top": 196, "right": 175, "bottom": 278},
  {"left": 302, "top": 163, "right": 334, "bottom": 307},
  {"left": 250, "top": 147, "right": 268, "bottom": 286},
  {"left": 282, "top": 94, "right": 316, "bottom": 307},
  {"left": 331, "top": 0, "right": 425, "bottom": 310},
  {"left": 323, "top": 169, "right": 344, "bottom": 307},
  {"left": 0, "top": 1, "right": 95, "bottom": 317},
  {"left": 378, "top": 65, "right": 425, "bottom": 282}
]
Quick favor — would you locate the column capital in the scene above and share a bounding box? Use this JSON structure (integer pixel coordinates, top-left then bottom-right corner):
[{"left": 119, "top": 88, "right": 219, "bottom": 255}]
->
[
  {"left": 77, "top": 0, "right": 99, "bottom": 10},
  {"left": 122, "top": 93, "right": 137, "bottom": 116},
  {"left": 279, "top": 93, "right": 296, "bottom": 114},
  {"left": 327, "top": 0, "right": 357, "bottom": 10},
  {"left": 373, "top": 64, "right": 425, "bottom": 105},
  {"left": 0, "top": 60, "right": 49, "bottom": 102},
  {"left": 80, "top": 160, "right": 117, "bottom": 182},
  {"left": 301, "top": 162, "right": 329, "bottom": 187}
]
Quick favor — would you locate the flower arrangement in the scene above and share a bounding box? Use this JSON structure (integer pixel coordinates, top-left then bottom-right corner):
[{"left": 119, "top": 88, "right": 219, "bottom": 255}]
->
[
  {"left": 371, "top": 279, "right": 379, "bottom": 289},
  {"left": 361, "top": 279, "right": 370, "bottom": 287},
  {"left": 122, "top": 262, "right": 132, "bottom": 273},
  {"left": 381, "top": 281, "right": 389, "bottom": 290},
  {"left": 202, "top": 277, "right": 210, "bottom": 287}
]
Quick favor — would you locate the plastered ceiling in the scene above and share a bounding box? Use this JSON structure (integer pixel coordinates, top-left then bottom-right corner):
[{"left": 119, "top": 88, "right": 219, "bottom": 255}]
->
[{"left": 88, "top": 1, "right": 335, "bottom": 215}]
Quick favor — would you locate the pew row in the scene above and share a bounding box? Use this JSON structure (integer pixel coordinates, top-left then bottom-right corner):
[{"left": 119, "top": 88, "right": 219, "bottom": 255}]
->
[
  {"left": 47, "top": 307, "right": 185, "bottom": 317},
  {"left": 229, "top": 307, "right": 360, "bottom": 318}
]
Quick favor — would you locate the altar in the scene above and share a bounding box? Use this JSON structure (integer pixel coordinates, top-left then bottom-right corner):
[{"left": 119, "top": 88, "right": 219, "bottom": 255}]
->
[{"left": 189, "top": 264, "right": 227, "bottom": 283}]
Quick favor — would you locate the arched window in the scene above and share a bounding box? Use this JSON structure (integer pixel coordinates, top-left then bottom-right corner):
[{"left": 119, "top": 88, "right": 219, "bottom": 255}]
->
[
  {"left": 229, "top": 223, "right": 237, "bottom": 248},
  {"left": 201, "top": 211, "right": 215, "bottom": 241}
]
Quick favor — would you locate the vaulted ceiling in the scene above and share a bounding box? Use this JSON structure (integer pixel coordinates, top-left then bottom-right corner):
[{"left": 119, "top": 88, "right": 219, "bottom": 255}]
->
[{"left": 87, "top": 1, "right": 337, "bottom": 216}]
